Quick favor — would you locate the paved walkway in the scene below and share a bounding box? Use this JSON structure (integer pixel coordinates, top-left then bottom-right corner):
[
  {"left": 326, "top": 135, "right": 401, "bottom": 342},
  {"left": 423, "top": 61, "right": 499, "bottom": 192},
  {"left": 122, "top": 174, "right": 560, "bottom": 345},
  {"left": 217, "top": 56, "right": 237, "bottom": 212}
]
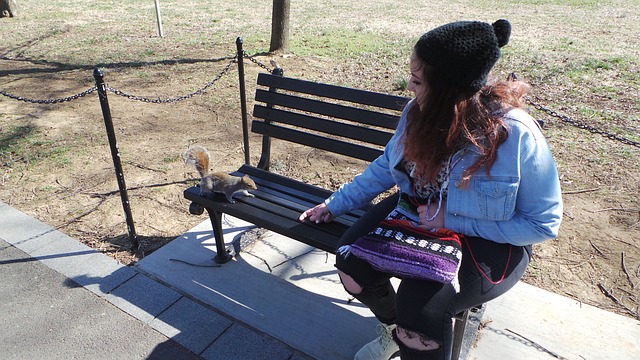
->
[
  {"left": 1, "top": 200, "right": 639, "bottom": 359},
  {"left": 0, "top": 201, "right": 306, "bottom": 360}
]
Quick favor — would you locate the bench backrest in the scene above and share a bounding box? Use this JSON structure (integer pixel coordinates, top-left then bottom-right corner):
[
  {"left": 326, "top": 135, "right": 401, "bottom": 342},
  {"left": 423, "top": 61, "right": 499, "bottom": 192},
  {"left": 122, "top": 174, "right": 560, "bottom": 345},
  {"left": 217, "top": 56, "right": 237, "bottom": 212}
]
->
[{"left": 251, "top": 73, "right": 410, "bottom": 170}]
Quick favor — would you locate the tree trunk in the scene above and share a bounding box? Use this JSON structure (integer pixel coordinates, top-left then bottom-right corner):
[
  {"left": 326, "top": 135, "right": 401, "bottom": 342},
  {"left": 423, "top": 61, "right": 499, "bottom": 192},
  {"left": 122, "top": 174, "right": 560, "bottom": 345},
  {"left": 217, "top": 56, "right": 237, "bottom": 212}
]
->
[
  {"left": 0, "top": 0, "right": 18, "bottom": 18},
  {"left": 269, "top": 0, "right": 290, "bottom": 54}
]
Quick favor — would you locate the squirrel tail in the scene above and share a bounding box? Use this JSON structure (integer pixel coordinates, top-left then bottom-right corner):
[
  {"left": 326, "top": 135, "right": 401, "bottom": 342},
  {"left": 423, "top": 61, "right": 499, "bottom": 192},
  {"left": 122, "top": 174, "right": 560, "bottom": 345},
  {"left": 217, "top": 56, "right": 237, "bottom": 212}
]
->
[{"left": 183, "top": 145, "right": 210, "bottom": 177}]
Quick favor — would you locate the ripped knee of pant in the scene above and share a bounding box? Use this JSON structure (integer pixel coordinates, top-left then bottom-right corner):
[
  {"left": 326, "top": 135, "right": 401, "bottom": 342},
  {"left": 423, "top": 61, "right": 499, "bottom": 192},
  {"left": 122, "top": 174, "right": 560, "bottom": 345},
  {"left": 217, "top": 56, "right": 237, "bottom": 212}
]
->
[
  {"left": 337, "top": 270, "right": 363, "bottom": 295},
  {"left": 394, "top": 326, "right": 441, "bottom": 351}
]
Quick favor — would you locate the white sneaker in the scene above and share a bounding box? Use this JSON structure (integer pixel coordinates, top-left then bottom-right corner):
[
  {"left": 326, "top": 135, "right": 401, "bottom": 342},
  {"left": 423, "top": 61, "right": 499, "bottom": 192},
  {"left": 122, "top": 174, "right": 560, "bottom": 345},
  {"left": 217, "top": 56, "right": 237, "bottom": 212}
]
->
[{"left": 354, "top": 323, "right": 400, "bottom": 360}]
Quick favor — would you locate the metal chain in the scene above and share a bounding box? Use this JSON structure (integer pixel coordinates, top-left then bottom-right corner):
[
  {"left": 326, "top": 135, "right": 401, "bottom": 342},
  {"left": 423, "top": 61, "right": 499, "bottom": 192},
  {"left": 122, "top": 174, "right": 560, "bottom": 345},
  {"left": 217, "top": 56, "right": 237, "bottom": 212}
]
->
[
  {"left": 242, "top": 50, "right": 273, "bottom": 73},
  {"left": 0, "top": 53, "right": 268, "bottom": 105},
  {"left": 0, "top": 87, "right": 97, "bottom": 104},
  {"left": 106, "top": 59, "right": 235, "bottom": 103},
  {"left": 526, "top": 96, "right": 640, "bottom": 148},
  {"left": 3, "top": 55, "right": 636, "bottom": 149}
]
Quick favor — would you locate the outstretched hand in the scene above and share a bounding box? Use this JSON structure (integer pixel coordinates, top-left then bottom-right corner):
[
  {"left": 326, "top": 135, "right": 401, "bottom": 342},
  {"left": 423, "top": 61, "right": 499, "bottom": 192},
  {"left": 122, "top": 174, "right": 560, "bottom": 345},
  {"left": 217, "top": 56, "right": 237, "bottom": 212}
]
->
[{"left": 299, "top": 203, "right": 334, "bottom": 224}]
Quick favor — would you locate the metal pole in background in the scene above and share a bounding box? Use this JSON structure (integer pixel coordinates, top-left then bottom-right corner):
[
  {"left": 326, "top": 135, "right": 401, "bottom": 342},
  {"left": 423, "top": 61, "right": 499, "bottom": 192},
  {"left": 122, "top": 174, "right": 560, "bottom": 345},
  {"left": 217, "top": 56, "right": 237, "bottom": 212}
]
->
[
  {"left": 154, "top": 0, "right": 164, "bottom": 37},
  {"left": 236, "top": 37, "right": 250, "bottom": 165},
  {"left": 93, "top": 68, "right": 139, "bottom": 250}
]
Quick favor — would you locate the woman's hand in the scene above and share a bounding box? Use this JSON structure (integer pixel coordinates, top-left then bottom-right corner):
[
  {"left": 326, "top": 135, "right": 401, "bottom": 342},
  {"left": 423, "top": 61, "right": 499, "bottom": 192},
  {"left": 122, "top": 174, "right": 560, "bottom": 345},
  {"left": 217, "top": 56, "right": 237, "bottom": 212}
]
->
[
  {"left": 299, "top": 203, "right": 334, "bottom": 224},
  {"left": 417, "top": 202, "right": 445, "bottom": 229}
]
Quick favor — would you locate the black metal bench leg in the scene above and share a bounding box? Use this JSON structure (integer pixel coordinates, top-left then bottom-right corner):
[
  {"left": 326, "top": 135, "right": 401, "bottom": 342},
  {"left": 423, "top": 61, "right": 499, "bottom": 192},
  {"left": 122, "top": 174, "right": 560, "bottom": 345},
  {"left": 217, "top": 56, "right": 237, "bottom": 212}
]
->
[
  {"left": 451, "top": 304, "right": 485, "bottom": 360},
  {"left": 451, "top": 308, "right": 470, "bottom": 360},
  {"left": 206, "top": 208, "right": 233, "bottom": 264}
]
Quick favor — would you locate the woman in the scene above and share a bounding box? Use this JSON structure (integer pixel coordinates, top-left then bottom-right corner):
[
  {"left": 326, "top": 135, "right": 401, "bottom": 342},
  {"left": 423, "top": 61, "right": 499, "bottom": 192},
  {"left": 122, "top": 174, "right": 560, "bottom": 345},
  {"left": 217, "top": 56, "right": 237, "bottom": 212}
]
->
[{"left": 299, "top": 19, "right": 563, "bottom": 360}]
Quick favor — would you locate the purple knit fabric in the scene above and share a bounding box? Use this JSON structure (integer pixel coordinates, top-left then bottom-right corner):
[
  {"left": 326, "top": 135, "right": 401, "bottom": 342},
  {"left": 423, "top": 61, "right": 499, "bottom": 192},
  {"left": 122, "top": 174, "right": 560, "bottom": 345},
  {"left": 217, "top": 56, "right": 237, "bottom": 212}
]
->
[{"left": 349, "top": 219, "right": 462, "bottom": 283}]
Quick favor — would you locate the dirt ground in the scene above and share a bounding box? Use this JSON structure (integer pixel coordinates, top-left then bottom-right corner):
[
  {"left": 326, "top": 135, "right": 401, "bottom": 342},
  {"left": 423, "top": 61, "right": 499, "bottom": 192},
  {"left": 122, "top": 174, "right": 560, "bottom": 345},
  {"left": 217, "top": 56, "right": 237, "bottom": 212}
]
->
[{"left": 1, "top": 45, "right": 639, "bottom": 323}]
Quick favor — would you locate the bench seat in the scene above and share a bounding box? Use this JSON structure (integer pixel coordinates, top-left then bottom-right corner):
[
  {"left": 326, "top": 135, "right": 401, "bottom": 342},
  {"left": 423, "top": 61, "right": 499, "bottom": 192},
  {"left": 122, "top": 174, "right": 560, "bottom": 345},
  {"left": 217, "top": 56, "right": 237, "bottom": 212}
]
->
[{"left": 184, "top": 164, "right": 370, "bottom": 256}]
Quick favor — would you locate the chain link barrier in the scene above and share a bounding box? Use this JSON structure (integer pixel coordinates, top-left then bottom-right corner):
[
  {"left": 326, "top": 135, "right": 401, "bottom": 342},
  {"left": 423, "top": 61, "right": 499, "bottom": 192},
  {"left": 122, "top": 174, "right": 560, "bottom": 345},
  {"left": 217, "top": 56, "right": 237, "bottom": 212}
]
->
[
  {"left": 525, "top": 96, "right": 640, "bottom": 148},
  {"left": 242, "top": 50, "right": 274, "bottom": 73},
  {"left": 1, "top": 53, "right": 636, "bottom": 148},
  {"left": 0, "top": 53, "right": 273, "bottom": 105},
  {"left": 106, "top": 58, "right": 235, "bottom": 103},
  {"left": 0, "top": 87, "right": 97, "bottom": 104}
]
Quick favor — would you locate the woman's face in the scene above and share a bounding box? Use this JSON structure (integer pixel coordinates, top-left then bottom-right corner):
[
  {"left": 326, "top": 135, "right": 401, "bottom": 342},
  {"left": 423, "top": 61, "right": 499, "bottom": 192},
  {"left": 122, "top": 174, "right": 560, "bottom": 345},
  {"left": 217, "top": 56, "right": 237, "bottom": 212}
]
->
[{"left": 407, "top": 50, "right": 428, "bottom": 109}]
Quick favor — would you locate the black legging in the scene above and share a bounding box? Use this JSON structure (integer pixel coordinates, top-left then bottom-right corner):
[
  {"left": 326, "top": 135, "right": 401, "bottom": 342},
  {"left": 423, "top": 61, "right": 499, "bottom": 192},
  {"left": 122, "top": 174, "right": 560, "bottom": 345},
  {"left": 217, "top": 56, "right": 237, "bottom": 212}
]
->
[{"left": 335, "top": 193, "right": 531, "bottom": 360}]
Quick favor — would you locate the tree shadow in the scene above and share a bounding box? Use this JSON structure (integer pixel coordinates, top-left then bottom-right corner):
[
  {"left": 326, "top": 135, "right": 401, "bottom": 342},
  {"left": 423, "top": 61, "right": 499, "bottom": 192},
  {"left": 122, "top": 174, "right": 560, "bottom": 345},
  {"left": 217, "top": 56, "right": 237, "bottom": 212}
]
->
[
  {"left": 1, "top": 31, "right": 238, "bottom": 77},
  {"left": 145, "top": 339, "right": 204, "bottom": 360},
  {"left": 0, "top": 124, "right": 37, "bottom": 165},
  {"left": 0, "top": 55, "right": 237, "bottom": 77},
  {"left": 0, "top": 26, "right": 64, "bottom": 59},
  {"left": 100, "top": 233, "right": 180, "bottom": 261}
]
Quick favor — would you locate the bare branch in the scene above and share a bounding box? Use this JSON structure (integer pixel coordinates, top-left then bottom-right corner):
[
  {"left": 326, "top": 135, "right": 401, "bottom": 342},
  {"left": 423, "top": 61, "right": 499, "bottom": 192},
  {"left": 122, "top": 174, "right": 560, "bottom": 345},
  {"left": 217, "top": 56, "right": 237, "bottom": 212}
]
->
[
  {"left": 588, "top": 239, "right": 607, "bottom": 258},
  {"left": 84, "top": 178, "right": 198, "bottom": 198},
  {"left": 597, "top": 283, "right": 639, "bottom": 319},
  {"left": 621, "top": 252, "right": 636, "bottom": 289},
  {"left": 562, "top": 187, "right": 600, "bottom": 195},
  {"left": 589, "top": 207, "right": 640, "bottom": 213}
]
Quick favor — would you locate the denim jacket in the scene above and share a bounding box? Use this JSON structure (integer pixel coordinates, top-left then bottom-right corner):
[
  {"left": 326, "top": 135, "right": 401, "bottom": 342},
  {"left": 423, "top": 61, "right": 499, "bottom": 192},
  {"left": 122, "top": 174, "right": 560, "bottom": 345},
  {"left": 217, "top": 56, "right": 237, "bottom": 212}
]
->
[{"left": 325, "top": 100, "right": 563, "bottom": 246}]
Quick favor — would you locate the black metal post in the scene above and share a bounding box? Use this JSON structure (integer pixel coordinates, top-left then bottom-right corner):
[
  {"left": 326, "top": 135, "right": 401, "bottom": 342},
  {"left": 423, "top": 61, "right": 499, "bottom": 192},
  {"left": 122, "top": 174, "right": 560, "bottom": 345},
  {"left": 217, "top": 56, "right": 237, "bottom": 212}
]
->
[
  {"left": 236, "top": 37, "right": 250, "bottom": 166},
  {"left": 93, "top": 68, "right": 139, "bottom": 250}
]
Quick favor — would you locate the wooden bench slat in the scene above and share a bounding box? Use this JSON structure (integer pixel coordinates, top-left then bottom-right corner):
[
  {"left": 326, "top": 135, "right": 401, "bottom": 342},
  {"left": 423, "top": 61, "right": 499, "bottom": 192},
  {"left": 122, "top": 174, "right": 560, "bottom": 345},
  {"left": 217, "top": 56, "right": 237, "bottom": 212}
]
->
[
  {"left": 184, "top": 187, "right": 342, "bottom": 252},
  {"left": 255, "top": 90, "right": 400, "bottom": 130},
  {"left": 249, "top": 184, "right": 324, "bottom": 212},
  {"left": 184, "top": 185, "right": 353, "bottom": 238},
  {"left": 256, "top": 73, "right": 408, "bottom": 111},
  {"left": 249, "top": 189, "right": 358, "bottom": 229},
  {"left": 234, "top": 166, "right": 365, "bottom": 226},
  {"left": 236, "top": 165, "right": 332, "bottom": 200},
  {"left": 237, "top": 168, "right": 369, "bottom": 222},
  {"left": 252, "top": 121, "right": 383, "bottom": 162},
  {"left": 239, "top": 195, "right": 350, "bottom": 237},
  {"left": 233, "top": 178, "right": 358, "bottom": 228},
  {"left": 234, "top": 171, "right": 329, "bottom": 206},
  {"left": 253, "top": 105, "right": 394, "bottom": 146}
]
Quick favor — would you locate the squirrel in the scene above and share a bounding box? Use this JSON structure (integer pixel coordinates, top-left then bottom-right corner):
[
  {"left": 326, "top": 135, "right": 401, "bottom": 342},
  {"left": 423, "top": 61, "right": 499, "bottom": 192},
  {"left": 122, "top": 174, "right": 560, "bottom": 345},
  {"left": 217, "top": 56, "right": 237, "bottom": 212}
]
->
[{"left": 183, "top": 145, "right": 257, "bottom": 203}]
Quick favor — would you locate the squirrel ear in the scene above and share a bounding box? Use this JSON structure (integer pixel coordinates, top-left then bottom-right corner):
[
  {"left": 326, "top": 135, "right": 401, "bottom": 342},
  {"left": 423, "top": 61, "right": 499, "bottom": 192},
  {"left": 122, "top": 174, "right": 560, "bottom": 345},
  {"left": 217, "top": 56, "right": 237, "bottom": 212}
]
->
[{"left": 492, "top": 19, "right": 511, "bottom": 48}]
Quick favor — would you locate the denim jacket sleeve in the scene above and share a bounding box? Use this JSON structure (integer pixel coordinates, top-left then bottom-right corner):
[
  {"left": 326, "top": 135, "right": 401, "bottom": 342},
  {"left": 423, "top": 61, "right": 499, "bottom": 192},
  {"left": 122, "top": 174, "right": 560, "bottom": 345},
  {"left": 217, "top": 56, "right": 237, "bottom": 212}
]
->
[
  {"left": 323, "top": 100, "right": 413, "bottom": 216},
  {"left": 445, "top": 109, "right": 563, "bottom": 246}
]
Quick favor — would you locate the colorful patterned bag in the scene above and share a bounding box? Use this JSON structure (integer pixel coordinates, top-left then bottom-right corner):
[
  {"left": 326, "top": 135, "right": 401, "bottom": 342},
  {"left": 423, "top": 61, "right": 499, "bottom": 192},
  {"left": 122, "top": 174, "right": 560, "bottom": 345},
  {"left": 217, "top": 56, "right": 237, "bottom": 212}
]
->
[{"left": 341, "top": 218, "right": 463, "bottom": 290}]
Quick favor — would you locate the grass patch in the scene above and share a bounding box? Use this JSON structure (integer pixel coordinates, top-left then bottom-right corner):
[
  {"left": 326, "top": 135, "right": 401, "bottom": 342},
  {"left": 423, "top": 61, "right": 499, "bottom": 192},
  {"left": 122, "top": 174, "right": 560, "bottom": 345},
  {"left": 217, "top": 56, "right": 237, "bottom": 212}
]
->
[
  {"left": 509, "top": 0, "right": 600, "bottom": 6},
  {"left": 0, "top": 126, "right": 76, "bottom": 169},
  {"left": 290, "top": 29, "right": 394, "bottom": 58},
  {"left": 163, "top": 155, "right": 182, "bottom": 164}
]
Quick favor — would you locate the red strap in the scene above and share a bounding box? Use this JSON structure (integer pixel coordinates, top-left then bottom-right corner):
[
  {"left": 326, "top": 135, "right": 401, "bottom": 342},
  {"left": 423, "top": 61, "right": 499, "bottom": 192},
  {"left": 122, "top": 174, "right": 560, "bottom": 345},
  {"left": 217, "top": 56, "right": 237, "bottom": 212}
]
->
[{"left": 463, "top": 237, "right": 512, "bottom": 285}]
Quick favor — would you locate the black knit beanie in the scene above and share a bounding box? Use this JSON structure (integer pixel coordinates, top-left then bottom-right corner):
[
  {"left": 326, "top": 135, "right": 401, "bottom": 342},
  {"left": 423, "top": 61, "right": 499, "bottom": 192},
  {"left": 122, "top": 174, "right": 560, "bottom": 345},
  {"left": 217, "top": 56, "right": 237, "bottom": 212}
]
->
[{"left": 414, "top": 19, "right": 511, "bottom": 93}]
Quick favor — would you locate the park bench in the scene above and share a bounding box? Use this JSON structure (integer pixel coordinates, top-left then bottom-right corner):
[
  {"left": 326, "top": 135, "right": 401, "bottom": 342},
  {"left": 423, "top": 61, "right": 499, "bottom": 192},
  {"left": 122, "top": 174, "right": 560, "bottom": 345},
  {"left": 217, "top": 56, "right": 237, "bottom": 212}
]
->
[
  {"left": 184, "top": 70, "right": 407, "bottom": 262},
  {"left": 183, "top": 70, "right": 482, "bottom": 360}
]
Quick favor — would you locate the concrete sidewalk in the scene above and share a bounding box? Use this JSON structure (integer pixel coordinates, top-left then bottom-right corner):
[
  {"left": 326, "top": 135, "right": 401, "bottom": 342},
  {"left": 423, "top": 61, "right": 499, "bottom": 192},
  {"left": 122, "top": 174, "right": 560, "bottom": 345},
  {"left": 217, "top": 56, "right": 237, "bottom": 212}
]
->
[
  {"left": 1, "top": 199, "right": 639, "bottom": 359},
  {"left": 137, "top": 216, "right": 640, "bottom": 360},
  {"left": 0, "top": 201, "right": 306, "bottom": 360},
  {"left": 0, "top": 238, "right": 202, "bottom": 360}
]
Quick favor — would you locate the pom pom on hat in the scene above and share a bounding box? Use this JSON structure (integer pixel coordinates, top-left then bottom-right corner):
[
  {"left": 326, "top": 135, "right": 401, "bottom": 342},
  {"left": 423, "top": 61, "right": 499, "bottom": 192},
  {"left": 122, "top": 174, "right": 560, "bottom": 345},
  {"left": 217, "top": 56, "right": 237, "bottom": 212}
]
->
[
  {"left": 415, "top": 19, "right": 512, "bottom": 93},
  {"left": 492, "top": 19, "right": 511, "bottom": 47}
]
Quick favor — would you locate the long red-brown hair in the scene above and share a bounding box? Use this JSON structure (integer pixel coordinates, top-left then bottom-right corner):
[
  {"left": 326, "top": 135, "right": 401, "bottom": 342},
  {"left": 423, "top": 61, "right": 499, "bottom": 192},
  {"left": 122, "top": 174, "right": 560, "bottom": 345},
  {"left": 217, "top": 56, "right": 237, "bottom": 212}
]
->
[{"left": 402, "top": 66, "right": 529, "bottom": 187}]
